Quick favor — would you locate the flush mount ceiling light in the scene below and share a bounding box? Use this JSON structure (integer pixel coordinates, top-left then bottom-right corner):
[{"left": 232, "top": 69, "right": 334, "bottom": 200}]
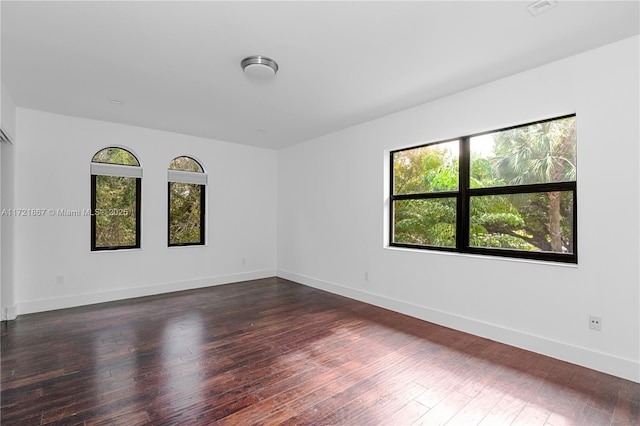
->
[
  {"left": 241, "top": 55, "right": 279, "bottom": 79},
  {"left": 527, "top": 0, "right": 557, "bottom": 16}
]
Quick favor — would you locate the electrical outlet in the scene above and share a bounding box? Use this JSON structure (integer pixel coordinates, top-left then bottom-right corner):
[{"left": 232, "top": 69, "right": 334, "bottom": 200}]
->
[
  {"left": 364, "top": 272, "right": 369, "bottom": 281},
  {"left": 55, "top": 275, "right": 64, "bottom": 286},
  {"left": 589, "top": 315, "right": 602, "bottom": 331}
]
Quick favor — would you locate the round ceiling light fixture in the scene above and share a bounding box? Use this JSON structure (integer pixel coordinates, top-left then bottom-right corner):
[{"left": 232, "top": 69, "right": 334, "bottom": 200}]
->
[{"left": 241, "top": 55, "right": 279, "bottom": 79}]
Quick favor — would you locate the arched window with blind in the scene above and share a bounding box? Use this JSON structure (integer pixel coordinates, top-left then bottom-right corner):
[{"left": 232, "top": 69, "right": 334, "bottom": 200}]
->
[{"left": 90, "top": 147, "right": 142, "bottom": 250}]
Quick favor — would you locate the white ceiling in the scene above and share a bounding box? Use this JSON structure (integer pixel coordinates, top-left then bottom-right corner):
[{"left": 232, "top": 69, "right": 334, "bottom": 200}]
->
[{"left": 2, "top": 1, "right": 639, "bottom": 150}]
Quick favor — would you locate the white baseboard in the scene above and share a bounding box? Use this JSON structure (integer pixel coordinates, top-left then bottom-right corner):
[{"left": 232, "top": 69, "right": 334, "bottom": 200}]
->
[
  {"left": 277, "top": 269, "right": 640, "bottom": 383},
  {"left": 2, "top": 305, "right": 17, "bottom": 321},
  {"left": 16, "top": 269, "right": 276, "bottom": 316}
]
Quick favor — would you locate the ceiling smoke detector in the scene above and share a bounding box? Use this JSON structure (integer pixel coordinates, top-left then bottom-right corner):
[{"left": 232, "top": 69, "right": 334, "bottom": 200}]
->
[
  {"left": 241, "top": 55, "right": 279, "bottom": 79},
  {"left": 527, "top": 0, "right": 558, "bottom": 16}
]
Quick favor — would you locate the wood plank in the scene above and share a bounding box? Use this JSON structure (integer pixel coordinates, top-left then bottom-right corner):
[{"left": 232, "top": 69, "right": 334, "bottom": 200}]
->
[{"left": 611, "top": 378, "right": 640, "bottom": 425}]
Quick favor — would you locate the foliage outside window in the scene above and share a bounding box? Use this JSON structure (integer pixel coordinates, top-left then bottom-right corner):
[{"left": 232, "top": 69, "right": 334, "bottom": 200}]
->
[
  {"left": 91, "top": 147, "right": 141, "bottom": 251},
  {"left": 168, "top": 156, "right": 206, "bottom": 246},
  {"left": 390, "top": 115, "right": 577, "bottom": 263}
]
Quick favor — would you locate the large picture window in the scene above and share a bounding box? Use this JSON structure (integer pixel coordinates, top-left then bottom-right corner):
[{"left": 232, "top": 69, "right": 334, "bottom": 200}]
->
[
  {"left": 91, "top": 147, "right": 142, "bottom": 251},
  {"left": 390, "top": 115, "right": 577, "bottom": 263},
  {"left": 168, "top": 156, "right": 206, "bottom": 246}
]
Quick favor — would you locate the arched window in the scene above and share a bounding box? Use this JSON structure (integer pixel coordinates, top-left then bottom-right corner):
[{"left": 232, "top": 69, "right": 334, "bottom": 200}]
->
[
  {"left": 168, "top": 156, "right": 206, "bottom": 246},
  {"left": 90, "top": 147, "right": 142, "bottom": 250}
]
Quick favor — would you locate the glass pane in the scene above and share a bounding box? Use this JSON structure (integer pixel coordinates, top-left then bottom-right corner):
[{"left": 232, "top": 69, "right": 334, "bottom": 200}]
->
[
  {"left": 470, "top": 116, "right": 576, "bottom": 188},
  {"left": 92, "top": 147, "right": 139, "bottom": 166},
  {"left": 393, "top": 198, "right": 456, "bottom": 248},
  {"left": 95, "top": 175, "right": 138, "bottom": 248},
  {"left": 393, "top": 140, "right": 459, "bottom": 195},
  {"left": 169, "top": 156, "right": 203, "bottom": 172},
  {"left": 470, "top": 191, "right": 574, "bottom": 253},
  {"left": 169, "top": 182, "right": 203, "bottom": 245}
]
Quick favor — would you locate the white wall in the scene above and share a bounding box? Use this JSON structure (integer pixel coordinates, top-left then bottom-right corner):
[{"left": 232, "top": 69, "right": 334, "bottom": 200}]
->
[
  {"left": 1, "top": 79, "right": 18, "bottom": 320},
  {"left": 1, "top": 82, "right": 16, "bottom": 142},
  {"left": 14, "top": 109, "right": 277, "bottom": 313},
  {"left": 278, "top": 36, "right": 640, "bottom": 382}
]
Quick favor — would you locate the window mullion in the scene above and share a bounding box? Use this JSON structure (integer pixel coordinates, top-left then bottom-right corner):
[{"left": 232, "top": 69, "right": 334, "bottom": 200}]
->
[
  {"left": 199, "top": 184, "right": 206, "bottom": 245},
  {"left": 393, "top": 191, "right": 460, "bottom": 201},
  {"left": 457, "top": 137, "right": 470, "bottom": 251},
  {"left": 135, "top": 178, "right": 141, "bottom": 248},
  {"left": 91, "top": 174, "right": 97, "bottom": 251},
  {"left": 389, "top": 152, "right": 395, "bottom": 246},
  {"left": 167, "top": 182, "right": 172, "bottom": 246}
]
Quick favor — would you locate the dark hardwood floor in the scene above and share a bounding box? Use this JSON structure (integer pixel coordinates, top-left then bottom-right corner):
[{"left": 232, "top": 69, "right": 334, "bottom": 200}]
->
[{"left": 1, "top": 277, "right": 638, "bottom": 425}]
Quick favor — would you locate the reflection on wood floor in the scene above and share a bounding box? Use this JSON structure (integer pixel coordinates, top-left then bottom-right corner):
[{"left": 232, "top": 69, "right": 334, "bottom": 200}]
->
[{"left": 2, "top": 277, "right": 638, "bottom": 425}]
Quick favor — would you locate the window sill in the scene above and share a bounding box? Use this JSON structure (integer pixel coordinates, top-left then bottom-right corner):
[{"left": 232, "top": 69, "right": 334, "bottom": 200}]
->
[
  {"left": 384, "top": 245, "right": 578, "bottom": 268},
  {"left": 168, "top": 244, "right": 208, "bottom": 249},
  {"left": 91, "top": 247, "right": 142, "bottom": 253}
]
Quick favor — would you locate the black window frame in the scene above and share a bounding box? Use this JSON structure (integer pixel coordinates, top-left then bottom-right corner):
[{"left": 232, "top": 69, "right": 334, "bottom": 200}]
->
[
  {"left": 167, "top": 156, "right": 207, "bottom": 247},
  {"left": 389, "top": 114, "right": 577, "bottom": 264},
  {"left": 90, "top": 148, "right": 142, "bottom": 251}
]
